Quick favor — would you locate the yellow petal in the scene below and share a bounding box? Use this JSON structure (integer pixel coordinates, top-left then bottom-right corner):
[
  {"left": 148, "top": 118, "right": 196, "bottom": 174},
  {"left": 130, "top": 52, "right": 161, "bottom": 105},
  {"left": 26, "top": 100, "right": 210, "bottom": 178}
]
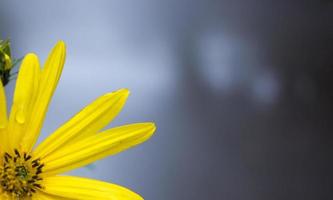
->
[
  {"left": 34, "top": 89, "right": 130, "bottom": 158},
  {"left": 7, "top": 53, "right": 40, "bottom": 150},
  {"left": 0, "top": 81, "right": 8, "bottom": 151},
  {"left": 33, "top": 191, "right": 72, "bottom": 200},
  {"left": 41, "top": 176, "right": 143, "bottom": 200},
  {"left": 0, "top": 81, "right": 7, "bottom": 128},
  {"left": 42, "top": 123, "right": 156, "bottom": 176},
  {"left": 21, "top": 41, "right": 66, "bottom": 152}
]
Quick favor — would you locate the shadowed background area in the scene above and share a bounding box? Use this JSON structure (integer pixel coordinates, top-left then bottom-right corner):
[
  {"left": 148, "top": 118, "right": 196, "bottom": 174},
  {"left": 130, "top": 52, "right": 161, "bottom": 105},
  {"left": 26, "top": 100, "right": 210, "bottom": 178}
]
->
[{"left": 1, "top": 0, "right": 333, "bottom": 199}]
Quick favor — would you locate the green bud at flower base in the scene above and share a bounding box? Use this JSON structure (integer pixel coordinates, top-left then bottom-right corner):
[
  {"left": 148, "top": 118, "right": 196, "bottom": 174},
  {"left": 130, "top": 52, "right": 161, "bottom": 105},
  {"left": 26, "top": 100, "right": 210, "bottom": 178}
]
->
[
  {"left": 3, "top": 53, "right": 12, "bottom": 70},
  {"left": 0, "top": 39, "right": 21, "bottom": 86},
  {"left": 0, "top": 39, "right": 12, "bottom": 69}
]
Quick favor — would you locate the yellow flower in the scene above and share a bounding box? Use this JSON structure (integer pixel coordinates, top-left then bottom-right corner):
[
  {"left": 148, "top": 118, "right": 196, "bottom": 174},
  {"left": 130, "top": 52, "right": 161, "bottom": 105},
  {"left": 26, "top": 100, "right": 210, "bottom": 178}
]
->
[{"left": 0, "top": 41, "right": 156, "bottom": 199}]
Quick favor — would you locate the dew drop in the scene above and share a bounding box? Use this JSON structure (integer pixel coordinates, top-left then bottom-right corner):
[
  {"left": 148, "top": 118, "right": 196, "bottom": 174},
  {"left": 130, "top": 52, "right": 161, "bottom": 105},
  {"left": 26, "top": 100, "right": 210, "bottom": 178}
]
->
[{"left": 15, "top": 108, "right": 26, "bottom": 124}]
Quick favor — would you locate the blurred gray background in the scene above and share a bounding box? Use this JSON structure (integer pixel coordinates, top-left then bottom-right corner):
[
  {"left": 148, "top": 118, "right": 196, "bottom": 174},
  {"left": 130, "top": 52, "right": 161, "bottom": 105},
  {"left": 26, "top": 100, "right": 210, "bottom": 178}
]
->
[{"left": 1, "top": 0, "right": 333, "bottom": 199}]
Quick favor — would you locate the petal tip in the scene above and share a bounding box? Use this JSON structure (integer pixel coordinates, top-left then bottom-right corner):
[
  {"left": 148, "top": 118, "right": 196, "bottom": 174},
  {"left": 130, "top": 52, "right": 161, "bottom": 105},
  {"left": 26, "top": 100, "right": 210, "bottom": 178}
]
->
[
  {"left": 106, "top": 88, "right": 130, "bottom": 97},
  {"left": 23, "top": 53, "right": 39, "bottom": 63},
  {"left": 106, "top": 88, "right": 131, "bottom": 98},
  {"left": 25, "top": 53, "right": 38, "bottom": 58},
  {"left": 54, "top": 40, "right": 67, "bottom": 56},
  {"left": 118, "top": 88, "right": 130, "bottom": 96},
  {"left": 145, "top": 122, "right": 157, "bottom": 136},
  {"left": 56, "top": 40, "right": 66, "bottom": 48}
]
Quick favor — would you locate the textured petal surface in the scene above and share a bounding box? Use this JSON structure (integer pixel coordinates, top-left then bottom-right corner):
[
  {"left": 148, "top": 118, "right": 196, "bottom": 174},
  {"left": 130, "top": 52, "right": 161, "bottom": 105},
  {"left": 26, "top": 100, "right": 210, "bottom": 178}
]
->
[
  {"left": 7, "top": 53, "right": 40, "bottom": 150},
  {"left": 42, "top": 123, "right": 156, "bottom": 176},
  {"left": 41, "top": 176, "right": 143, "bottom": 200},
  {"left": 33, "top": 191, "right": 73, "bottom": 200},
  {"left": 21, "top": 41, "right": 66, "bottom": 152},
  {"left": 34, "top": 89, "right": 130, "bottom": 158}
]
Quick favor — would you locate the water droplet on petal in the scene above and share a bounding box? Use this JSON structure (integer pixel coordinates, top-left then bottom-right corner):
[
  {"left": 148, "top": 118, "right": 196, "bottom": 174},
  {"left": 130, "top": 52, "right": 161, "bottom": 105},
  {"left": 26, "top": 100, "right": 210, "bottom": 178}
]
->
[{"left": 15, "top": 108, "right": 26, "bottom": 124}]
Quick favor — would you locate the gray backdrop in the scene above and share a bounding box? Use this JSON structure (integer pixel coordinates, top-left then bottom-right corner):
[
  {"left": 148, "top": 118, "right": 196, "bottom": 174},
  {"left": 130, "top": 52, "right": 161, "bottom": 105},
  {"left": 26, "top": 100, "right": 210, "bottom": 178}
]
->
[{"left": 1, "top": 1, "right": 333, "bottom": 199}]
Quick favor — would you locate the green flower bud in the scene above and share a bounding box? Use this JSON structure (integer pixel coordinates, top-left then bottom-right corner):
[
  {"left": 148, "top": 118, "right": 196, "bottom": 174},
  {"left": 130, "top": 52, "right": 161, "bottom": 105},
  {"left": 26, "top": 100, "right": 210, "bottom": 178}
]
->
[
  {"left": 3, "top": 53, "right": 12, "bottom": 70},
  {"left": 0, "top": 39, "right": 21, "bottom": 86}
]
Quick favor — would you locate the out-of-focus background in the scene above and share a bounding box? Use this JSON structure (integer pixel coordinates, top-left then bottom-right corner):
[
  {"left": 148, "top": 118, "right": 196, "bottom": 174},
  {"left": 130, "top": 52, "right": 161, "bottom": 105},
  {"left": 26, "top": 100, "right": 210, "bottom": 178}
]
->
[{"left": 1, "top": 0, "right": 333, "bottom": 199}]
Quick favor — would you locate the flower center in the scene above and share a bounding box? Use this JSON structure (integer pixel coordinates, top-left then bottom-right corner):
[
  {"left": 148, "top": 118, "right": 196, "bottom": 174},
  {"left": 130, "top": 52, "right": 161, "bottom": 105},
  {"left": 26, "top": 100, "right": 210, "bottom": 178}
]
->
[{"left": 0, "top": 149, "right": 44, "bottom": 198}]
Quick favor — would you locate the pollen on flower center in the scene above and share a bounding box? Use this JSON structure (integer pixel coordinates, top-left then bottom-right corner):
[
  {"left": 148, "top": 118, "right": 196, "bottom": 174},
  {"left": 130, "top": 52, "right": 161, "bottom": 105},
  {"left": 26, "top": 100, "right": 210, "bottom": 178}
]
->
[{"left": 0, "top": 149, "right": 44, "bottom": 198}]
